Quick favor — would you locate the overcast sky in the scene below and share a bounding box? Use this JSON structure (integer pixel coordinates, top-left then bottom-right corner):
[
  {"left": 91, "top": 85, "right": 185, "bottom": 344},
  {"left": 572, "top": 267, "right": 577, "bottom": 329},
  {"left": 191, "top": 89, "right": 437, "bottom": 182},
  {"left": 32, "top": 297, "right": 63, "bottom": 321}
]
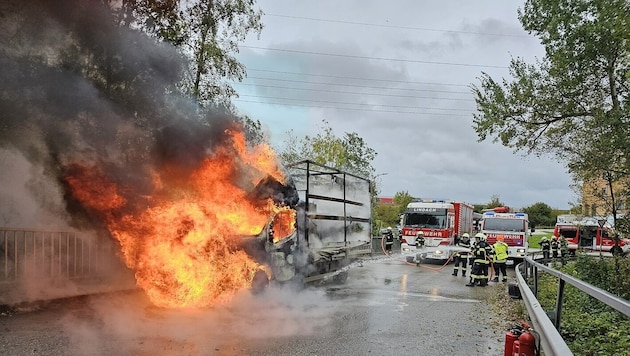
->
[{"left": 232, "top": 0, "right": 576, "bottom": 210}]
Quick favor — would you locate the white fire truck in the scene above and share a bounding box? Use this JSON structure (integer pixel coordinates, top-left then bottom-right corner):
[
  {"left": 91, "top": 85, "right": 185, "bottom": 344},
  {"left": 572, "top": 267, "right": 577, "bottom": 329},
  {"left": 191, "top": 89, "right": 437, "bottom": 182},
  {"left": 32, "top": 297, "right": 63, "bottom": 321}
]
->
[
  {"left": 480, "top": 207, "right": 529, "bottom": 265},
  {"left": 399, "top": 199, "right": 474, "bottom": 261}
]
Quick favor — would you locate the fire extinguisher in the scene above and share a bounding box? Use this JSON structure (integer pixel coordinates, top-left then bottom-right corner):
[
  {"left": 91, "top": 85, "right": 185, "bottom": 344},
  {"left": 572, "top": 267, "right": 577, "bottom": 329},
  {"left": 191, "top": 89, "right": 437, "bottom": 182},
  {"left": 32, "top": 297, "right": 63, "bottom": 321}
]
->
[
  {"left": 504, "top": 321, "right": 539, "bottom": 356},
  {"left": 504, "top": 324, "right": 523, "bottom": 356}
]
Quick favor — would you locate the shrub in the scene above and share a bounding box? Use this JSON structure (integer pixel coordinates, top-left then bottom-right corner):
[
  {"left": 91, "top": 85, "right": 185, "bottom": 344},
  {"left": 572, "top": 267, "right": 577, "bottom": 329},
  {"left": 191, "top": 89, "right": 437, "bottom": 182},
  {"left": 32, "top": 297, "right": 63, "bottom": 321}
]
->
[{"left": 535, "top": 255, "right": 630, "bottom": 355}]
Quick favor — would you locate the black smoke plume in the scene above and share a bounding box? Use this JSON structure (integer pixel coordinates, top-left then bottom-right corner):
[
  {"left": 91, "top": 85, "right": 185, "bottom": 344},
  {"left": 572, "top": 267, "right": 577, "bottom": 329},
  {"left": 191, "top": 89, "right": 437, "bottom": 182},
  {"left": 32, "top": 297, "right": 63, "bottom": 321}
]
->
[{"left": 0, "top": 0, "right": 294, "bottom": 228}]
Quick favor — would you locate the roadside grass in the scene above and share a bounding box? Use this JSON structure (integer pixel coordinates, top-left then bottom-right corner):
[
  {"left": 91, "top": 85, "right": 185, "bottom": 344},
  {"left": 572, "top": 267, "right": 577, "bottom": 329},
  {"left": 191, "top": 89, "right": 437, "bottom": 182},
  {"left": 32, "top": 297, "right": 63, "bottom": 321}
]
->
[{"left": 528, "top": 232, "right": 554, "bottom": 248}]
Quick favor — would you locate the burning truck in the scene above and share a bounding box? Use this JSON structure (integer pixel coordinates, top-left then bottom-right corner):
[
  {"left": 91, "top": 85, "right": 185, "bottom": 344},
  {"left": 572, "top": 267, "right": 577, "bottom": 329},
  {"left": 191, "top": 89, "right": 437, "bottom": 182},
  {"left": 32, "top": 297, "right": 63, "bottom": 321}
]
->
[
  {"left": 0, "top": 0, "right": 371, "bottom": 308},
  {"left": 244, "top": 160, "right": 373, "bottom": 288},
  {"left": 59, "top": 127, "right": 373, "bottom": 309}
]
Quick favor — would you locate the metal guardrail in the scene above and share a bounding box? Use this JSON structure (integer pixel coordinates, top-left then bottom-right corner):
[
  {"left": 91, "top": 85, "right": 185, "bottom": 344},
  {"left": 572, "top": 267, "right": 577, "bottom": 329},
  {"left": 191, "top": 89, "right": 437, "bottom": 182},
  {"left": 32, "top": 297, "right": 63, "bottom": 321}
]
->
[
  {"left": 517, "top": 255, "right": 630, "bottom": 356},
  {"left": 515, "top": 260, "right": 573, "bottom": 356},
  {"left": 0, "top": 228, "right": 107, "bottom": 282}
]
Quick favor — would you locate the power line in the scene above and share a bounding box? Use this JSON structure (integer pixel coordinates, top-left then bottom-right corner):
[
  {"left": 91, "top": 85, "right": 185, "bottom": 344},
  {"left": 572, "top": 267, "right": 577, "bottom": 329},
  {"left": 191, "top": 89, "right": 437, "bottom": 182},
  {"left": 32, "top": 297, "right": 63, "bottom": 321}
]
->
[
  {"left": 246, "top": 68, "right": 470, "bottom": 87},
  {"left": 265, "top": 13, "right": 531, "bottom": 39},
  {"left": 234, "top": 99, "right": 471, "bottom": 116},
  {"left": 240, "top": 45, "right": 508, "bottom": 69},
  {"left": 237, "top": 94, "right": 473, "bottom": 111},
  {"left": 244, "top": 76, "right": 471, "bottom": 94},
  {"left": 233, "top": 82, "right": 475, "bottom": 101}
]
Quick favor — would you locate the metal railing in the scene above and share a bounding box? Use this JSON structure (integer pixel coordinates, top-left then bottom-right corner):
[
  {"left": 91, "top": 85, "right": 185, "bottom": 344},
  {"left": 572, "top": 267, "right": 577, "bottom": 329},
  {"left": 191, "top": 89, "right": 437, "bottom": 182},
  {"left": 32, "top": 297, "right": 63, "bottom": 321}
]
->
[
  {"left": 516, "top": 255, "right": 630, "bottom": 356},
  {"left": 0, "top": 228, "right": 108, "bottom": 282}
]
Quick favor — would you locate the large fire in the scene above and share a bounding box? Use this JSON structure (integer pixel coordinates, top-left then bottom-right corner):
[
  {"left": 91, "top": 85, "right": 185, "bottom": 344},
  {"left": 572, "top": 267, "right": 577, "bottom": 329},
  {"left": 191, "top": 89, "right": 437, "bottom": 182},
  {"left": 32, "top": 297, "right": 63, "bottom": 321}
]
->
[{"left": 64, "top": 127, "right": 296, "bottom": 308}]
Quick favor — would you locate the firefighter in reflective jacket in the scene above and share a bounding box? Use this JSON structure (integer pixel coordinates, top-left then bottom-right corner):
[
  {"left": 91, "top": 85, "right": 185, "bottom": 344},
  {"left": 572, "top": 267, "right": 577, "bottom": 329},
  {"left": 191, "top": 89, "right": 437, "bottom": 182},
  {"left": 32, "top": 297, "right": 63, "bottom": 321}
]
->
[
  {"left": 492, "top": 235, "right": 509, "bottom": 282},
  {"left": 539, "top": 236, "right": 551, "bottom": 261},
  {"left": 466, "top": 233, "right": 489, "bottom": 287},
  {"left": 452, "top": 233, "right": 471, "bottom": 276},
  {"left": 415, "top": 231, "right": 425, "bottom": 248},
  {"left": 551, "top": 236, "right": 559, "bottom": 259}
]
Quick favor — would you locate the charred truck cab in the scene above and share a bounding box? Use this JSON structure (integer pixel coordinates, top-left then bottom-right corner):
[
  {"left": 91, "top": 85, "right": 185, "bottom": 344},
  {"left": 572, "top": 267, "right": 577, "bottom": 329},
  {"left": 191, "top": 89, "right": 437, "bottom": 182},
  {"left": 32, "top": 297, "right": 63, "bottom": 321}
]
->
[{"left": 247, "top": 160, "right": 372, "bottom": 287}]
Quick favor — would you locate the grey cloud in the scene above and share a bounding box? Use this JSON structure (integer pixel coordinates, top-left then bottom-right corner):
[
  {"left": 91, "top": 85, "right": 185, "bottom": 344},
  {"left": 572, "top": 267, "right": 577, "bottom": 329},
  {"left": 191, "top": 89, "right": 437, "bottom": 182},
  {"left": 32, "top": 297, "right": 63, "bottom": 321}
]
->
[{"left": 235, "top": 0, "right": 572, "bottom": 208}]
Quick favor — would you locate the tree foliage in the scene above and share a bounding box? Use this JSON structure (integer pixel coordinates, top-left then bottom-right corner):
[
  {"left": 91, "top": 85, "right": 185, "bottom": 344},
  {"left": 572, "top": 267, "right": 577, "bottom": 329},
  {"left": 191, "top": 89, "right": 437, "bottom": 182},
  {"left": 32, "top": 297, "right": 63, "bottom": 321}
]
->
[
  {"left": 393, "top": 191, "right": 415, "bottom": 213},
  {"left": 537, "top": 256, "right": 630, "bottom": 354},
  {"left": 278, "top": 120, "right": 377, "bottom": 180},
  {"left": 109, "top": 0, "right": 264, "bottom": 110},
  {"left": 523, "top": 201, "right": 554, "bottom": 227},
  {"left": 373, "top": 204, "right": 400, "bottom": 232},
  {"left": 471, "top": 0, "right": 630, "bottom": 197},
  {"left": 485, "top": 194, "right": 505, "bottom": 209},
  {"left": 372, "top": 191, "right": 416, "bottom": 234}
]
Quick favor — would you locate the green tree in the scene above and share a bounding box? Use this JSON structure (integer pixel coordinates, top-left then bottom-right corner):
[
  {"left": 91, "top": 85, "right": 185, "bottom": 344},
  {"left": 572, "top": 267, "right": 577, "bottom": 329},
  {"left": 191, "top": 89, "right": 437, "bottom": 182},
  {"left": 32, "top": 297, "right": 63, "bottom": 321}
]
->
[
  {"left": 373, "top": 203, "right": 400, "bottom": 233},
  {"left": 111, "top": 0, "right": 264, "bottom": 110},
  {"left": 471, "top": 0, "right": 630, "bottom": 202},
  {"left": 473, "top": 204, "right": 486, "bottom": 213},
  {"left": 278, "top": 122, "right": 379, "bottom": 234},
  {"left": 523, "top": 202, "right": 554, "bottom": 227},
  {"left": 393, "top": 191, "right": 415, "bottom": 215},
  {"left": 486, "top": 195, "right": 504, "bottom": 209},
  {"left": 278, "top": 120, "right": 377, "bottom": 180}
]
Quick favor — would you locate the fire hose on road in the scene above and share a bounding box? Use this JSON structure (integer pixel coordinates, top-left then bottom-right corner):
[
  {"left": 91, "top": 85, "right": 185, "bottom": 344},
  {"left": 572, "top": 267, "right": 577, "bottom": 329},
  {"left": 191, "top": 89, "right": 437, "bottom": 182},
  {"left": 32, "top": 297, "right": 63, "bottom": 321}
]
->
[{"left": 379, "top": 236, "right": 495, "bottom": 279}]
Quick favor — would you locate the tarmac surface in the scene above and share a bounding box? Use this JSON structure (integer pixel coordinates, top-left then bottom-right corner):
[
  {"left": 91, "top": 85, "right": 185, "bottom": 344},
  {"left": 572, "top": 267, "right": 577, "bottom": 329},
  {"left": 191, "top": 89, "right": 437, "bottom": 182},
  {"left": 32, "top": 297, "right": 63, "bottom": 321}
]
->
[{"left": 0, "top": 251, "right": 515, "bottom": 356}]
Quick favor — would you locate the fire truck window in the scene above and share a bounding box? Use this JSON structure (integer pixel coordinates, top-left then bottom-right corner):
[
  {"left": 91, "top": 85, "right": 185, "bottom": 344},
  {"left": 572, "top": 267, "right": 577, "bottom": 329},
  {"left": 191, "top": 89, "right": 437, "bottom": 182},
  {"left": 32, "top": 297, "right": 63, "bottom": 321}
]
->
[
  {"left": 602, "top": 230, "right": 609, "bottom": 238},
  {"left": 483, "top": 218, "right": 525, "bottom": 232},
  {"left": 405, "top": 213, "right": 444, "bottom": 228}
]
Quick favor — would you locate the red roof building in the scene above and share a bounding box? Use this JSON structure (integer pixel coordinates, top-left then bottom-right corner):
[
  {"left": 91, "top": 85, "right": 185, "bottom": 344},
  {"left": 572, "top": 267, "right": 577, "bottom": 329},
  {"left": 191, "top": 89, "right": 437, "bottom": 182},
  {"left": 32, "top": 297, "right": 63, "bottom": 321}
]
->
[{"left": 378, "top": 197, "right": 394, "bottom": 204}]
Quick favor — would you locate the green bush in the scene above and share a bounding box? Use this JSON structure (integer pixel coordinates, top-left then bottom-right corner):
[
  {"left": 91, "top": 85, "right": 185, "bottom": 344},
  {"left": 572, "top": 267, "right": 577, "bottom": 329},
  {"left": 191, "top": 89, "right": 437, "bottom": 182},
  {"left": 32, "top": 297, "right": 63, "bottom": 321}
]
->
[{"left": 535, "top": 255, "right": 630, "bottom": 355}]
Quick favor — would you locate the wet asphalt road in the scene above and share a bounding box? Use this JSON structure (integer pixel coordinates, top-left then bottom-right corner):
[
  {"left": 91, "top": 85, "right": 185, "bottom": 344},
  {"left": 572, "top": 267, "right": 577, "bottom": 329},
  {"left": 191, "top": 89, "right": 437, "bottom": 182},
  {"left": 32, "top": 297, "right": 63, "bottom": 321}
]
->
[{"left": 0, "top": 254, "right": 510, "bottom": 356}]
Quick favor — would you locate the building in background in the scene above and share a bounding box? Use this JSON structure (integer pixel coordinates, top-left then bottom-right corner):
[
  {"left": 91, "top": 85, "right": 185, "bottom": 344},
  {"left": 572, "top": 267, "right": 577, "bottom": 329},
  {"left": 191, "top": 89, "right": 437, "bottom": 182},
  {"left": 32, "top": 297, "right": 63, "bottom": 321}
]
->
[{"left": 581, "top": 176, "right": 629, "bottom": 217}]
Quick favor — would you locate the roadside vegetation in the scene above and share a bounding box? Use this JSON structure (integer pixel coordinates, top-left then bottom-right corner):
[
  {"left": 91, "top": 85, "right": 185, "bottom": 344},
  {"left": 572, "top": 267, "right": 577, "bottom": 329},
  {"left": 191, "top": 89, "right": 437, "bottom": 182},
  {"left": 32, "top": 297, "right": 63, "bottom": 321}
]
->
[{"left": 533, "top": 255, "right": 630, "bottom": 355}]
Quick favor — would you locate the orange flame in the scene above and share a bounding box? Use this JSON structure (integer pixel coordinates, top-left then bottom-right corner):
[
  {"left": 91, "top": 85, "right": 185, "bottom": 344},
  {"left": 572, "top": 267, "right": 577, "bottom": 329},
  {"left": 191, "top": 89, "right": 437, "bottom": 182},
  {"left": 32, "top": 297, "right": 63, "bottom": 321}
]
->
[
  {"left": 64, "top": 126, "right": 295, "bottom": 308},
  {"left": 272, "top": 208, "right": 297, "bottom": 242}
]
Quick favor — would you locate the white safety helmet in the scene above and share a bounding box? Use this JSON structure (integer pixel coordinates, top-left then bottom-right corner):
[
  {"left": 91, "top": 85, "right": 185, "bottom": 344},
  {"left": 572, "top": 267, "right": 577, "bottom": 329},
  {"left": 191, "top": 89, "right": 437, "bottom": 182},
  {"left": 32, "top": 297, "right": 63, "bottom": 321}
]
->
[
  {"left": 462, "top": 233, "right": 470, "bottom": 238},
  {"left": 474, "top": 232, "right": 486, "bottom": 241},
  {"left": 416, "top": 231, "right": 424, "bottom": 237}
]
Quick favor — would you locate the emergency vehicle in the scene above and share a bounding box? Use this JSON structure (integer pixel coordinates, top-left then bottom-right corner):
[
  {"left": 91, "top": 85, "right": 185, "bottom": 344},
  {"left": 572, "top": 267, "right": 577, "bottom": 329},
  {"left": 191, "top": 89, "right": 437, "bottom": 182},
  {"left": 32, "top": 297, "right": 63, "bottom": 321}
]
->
[
  {"left": 554, "top": 216, "right": 630, "bottom": 255},
  {"left": 399, "top": 199, "right": 474, "bottom": 261},
  {"left": 480, "top": 207, "right": 529, "bottom": 265}
]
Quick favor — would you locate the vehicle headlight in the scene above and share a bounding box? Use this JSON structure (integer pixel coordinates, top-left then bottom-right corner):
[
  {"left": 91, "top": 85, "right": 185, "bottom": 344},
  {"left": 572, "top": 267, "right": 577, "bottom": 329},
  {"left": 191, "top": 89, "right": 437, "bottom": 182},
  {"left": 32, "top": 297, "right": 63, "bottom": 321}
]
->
[
  {"left": 403, "top": 247, "right": 410, "bottom": 252},
  {"left": 517, "top": 248, "right": 526, "bottom": 254},
  {"left": 434, "top": 250, "right": 443, "bottom": 255}
]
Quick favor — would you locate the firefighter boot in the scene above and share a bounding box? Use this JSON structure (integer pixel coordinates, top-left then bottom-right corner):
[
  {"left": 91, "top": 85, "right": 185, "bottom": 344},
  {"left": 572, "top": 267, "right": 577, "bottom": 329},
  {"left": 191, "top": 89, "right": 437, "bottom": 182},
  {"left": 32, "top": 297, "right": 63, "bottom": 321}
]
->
[
  {"left": 461, "top": 272, "right": 466, "bottom": 277},
  {"left": 452, "top": 270, "right": 458, "bottom": 276},
  {"left": 492, "top": 277, "right": 499, "bottom": 282},
  {"left": 465, "top": 278, "right": 475, "bottom": 287}
]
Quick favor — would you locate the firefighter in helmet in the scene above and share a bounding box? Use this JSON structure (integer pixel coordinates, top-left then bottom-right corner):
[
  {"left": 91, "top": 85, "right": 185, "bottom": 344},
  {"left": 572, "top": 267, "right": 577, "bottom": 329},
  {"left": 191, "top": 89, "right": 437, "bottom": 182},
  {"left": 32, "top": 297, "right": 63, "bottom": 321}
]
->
[
  {"left": 452, "top": 233, "right": 471, "bottom": 277},
  {"left": 559, "top": 235, "right": 569, "bottom": 265},
  {"left": 492, "top": 235, "right": 509, "bottom": 282},
  {"left": 539, "top": 236, "right": 551, "bottom": 261},
  {"left": 415, "top": 231, "right": 425, "bottom": 249},
  {"left": 466, "top": 233, "right": 489, "bottom": 287},
  {"left": 384, "top": 227, "right": 394, "bottom": 254},
  {"left": 551, "top": 235, "right": 559, "bottom": 259}
]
